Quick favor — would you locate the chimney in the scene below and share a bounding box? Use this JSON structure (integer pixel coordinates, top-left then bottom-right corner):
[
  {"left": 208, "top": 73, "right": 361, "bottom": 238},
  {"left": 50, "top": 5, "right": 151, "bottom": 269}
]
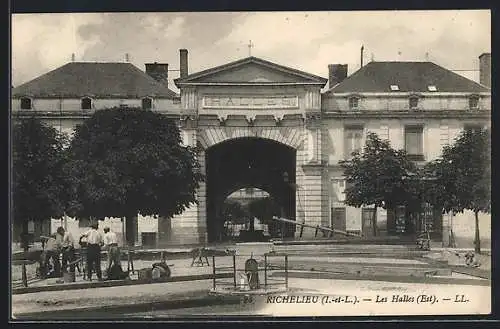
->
[
  {"left": 328, "top": 64, "right": 348, "bottom": 89},
  {"left": 145, "top": 62, "right": 169, "bottom": 86},
  {"left": 180, "top": 49, "right": 188, "bottom": 79},
  {"left": 479, "top": 53, "right": 491, "bottom": 88}
]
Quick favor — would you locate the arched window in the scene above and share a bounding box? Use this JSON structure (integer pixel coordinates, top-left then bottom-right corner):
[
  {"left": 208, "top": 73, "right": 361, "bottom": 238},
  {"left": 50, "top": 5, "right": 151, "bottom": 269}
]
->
[
  {"left": 20, "top": 97, "right": 32, "bottom": 110},
  {"left": 81, "top": 97, "right": 92, "bottom": 110},
  {"left": 469, "top": 95, "right": 479, "bottom": 110},
  {"left": 409, "top": 96, "right": 419, "bottom": 110},
  {"left": 348, "top": 96, "right": 359, "bottom": 110},
  {"left": 142, "top": 97, "right": 153, "bottom": 110}
]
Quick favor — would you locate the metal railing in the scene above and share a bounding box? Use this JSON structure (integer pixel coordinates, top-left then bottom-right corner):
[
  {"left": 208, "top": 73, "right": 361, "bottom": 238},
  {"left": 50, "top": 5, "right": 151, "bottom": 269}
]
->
[{"left": 211, "top": 253, "right": 288, "bottom": 293}]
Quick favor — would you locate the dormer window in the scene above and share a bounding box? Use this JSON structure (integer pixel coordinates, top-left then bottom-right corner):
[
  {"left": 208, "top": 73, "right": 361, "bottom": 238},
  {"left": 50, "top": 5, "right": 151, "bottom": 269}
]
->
[
  {"left": 469, "top": 95, "right": 479, "bottom": 110},
  {"left": 142, "top": 97, "right": 153, "bottom": 110},
  {"left": 20, "top": 97, "right": 32, "bottom": 110},
  {"left": 390, "top": 85, "right": 400, "bottom": 91},
  {"left": 81, "top": 97, "right": 92, "bottom": 110},
  {"left": 427, "top": 85, "right": 437, "bottom": 92},
  {"left": 409, "top": 96, "right": 419, "bottom": 110},
  {"left": 348, "top": 96, "right": 359, "bottom": 110}
]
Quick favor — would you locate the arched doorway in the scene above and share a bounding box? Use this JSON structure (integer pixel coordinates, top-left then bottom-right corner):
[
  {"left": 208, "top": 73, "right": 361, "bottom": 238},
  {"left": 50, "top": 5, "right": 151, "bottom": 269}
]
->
[{"left": 206, "top": 137, "right": 296, "bottom": 242}]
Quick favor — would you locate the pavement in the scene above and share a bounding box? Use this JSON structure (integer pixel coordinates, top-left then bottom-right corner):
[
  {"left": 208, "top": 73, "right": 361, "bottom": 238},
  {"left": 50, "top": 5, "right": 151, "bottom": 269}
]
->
[
  {"left": 125, "top": 278, "right": 491, "bottom": 317},
  {"left": 11, "top": 279, "right": 216, "bottom": 317},
  {"left": 10, "top": 243, "right": 492, "bottom": 319}
]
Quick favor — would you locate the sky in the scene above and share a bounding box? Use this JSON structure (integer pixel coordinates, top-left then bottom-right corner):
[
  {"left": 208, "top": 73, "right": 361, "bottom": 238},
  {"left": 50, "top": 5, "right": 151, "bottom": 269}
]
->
[{"left": 12, "top": 10, "right": 491, "bottom": 92}]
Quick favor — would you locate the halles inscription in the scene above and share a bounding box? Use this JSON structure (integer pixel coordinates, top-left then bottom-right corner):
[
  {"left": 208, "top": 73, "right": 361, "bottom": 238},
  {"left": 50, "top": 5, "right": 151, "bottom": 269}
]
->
[{"left": 202, "top": 95, "right": 299, "bottom": 109}]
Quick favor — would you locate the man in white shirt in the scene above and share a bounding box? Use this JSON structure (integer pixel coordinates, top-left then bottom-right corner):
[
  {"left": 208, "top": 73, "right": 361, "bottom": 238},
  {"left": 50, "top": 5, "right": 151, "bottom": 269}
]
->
[
  {"left": 80, "top": 222, "right": 103, "bottom": 281},
  {"left": 103, "top": 227, "right": 120, "bottom": 276},
  {"left": 40, "top": 235, "right": 61, "bottom": 278},
  {"left": 56, "top": 227, "right": 76, "bottom": 275}
]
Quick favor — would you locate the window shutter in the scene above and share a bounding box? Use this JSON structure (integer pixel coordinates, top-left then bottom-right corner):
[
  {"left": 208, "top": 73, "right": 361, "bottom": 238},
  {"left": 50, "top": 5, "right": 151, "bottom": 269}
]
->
[
  {"left": 439, "top": 125, "right": 449, "bottom": 152},
  {"left": 379, "top": 125, "right": 389, "bottom": 141}
]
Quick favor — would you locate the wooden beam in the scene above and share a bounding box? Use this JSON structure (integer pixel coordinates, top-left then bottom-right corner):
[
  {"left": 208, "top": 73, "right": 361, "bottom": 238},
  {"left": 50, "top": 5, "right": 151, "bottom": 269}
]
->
[{"left": 272, "top": 216, "right": 362, "bottom": 238}]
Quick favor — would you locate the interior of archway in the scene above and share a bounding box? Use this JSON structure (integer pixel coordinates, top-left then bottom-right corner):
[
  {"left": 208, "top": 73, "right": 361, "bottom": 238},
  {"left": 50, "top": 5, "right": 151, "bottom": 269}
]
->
[{"left": 206, "top": 137, "right": 296, "bottom": 242}]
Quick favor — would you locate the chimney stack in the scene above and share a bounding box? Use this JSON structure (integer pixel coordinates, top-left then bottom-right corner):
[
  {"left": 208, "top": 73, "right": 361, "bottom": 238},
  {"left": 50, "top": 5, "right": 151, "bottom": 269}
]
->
[
  {"left": 180, "top": 49, "right": 188, "bottom": 79},
  {"left": 479, "top": 53, "right": 491, "bottom": 88},
  {"left": 145, "top": 62, "right": 169, "bottom": 87},
  {"left": 328, "top": 64, "right": 348, "bottom": 89}
]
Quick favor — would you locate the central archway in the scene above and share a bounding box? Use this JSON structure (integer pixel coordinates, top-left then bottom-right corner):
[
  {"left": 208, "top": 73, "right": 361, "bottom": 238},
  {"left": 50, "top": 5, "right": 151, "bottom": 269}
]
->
[{"left": 206, "top": 137, "right": 296, "bottom": 242}]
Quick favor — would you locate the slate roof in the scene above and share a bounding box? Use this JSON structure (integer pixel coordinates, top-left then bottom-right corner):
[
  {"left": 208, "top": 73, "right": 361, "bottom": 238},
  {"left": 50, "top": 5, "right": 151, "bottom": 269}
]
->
[
  {"left": 175, "top": 56, "right": 328, "bottom": 86},
  {"left": 328, "top": 61, "right": 489, "bottom": 93},
  {"left": 12, "top": 62, "right": 178, "bottom": 98}
]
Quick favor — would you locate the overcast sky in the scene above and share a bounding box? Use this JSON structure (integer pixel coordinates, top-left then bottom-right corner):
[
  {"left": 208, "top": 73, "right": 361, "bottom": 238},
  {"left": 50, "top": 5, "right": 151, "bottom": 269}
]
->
[{"left": 12, "top": 10, "right": 490, "bottom": 91}]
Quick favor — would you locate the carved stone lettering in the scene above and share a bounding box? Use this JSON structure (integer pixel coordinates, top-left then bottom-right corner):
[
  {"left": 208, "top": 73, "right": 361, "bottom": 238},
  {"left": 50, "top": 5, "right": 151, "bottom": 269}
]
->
[{"left": 202, "top": 96, "right": 298, "bottom": 109}]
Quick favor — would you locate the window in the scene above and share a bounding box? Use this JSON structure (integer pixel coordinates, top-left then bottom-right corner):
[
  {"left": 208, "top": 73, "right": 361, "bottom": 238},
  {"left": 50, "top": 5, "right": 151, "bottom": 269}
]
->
[
  {"left": 409, "top": 96, "right": 419, "bottom": 110},
  {"left": 469, "top": 96, "right": 479, "bottom": 110},
  {"left": 344, "top": 126, "right": 363, "bottom": 158},
  {"left": 331, "top": 207, "right": 346, "bottom": 231},
  {"left": 427, "top": 85, "right": 437, "bottom": 92},
  {"left": 78, "top": 217, "right": 91, "bottom": 228},
  {"left": 142, "top": 97, "right": 153, "bottom": 110},
  {"left": 20, "top": 97, "right": 32, "bottom": 110},
  {"left": 390, "top": 85, "right": 400, "bottom": 91},
  {"left": 405, "top": 126, "right": 424, "bottom": 160},
  {"left": 81, "top": 97, "right": 92, "bottom": 110},
  {"left": 348, "top": 97, "right": 359, "bottom": 110}
]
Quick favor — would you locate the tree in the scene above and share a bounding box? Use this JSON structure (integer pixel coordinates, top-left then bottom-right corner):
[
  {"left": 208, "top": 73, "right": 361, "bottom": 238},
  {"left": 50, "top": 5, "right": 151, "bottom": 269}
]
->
[
  {"left": 12, "top": 117, "right": 69, "bottom": 250},
  {"left": 221, "top": 199, "right": 248, "bottom": 225},
  {"left": 65, "top": 107, "right": 204, "bottom": 246},
  {"left": 425, "top": 128, "right": 490, "bottom": 253},
  {"left": 248, "top": 196, "right": 281, "bottom": 236},
  {"left": 339, "top": 132, "right": 419, "bottom": 236}
]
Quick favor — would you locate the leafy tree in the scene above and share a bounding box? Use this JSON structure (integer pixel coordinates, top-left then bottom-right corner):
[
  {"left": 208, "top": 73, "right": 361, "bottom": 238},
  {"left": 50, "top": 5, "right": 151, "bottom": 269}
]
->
[
  {"left": 424, "top": 128, "right": 490, "bottom": 253},
  {"left": 248, "top": 196, "right": 281, "bottom": 236},
  {"left": 339, "top": 132, "right": 419, "bottom": 236},
  {"left": 65, "top": 107, "right": 204, "bottom": 246},
  {"left": 221, "top": 199, "right": 248, "bottom": 225},
  {"left": 12, "top": 117, "right": 69, "bottom": 250}
]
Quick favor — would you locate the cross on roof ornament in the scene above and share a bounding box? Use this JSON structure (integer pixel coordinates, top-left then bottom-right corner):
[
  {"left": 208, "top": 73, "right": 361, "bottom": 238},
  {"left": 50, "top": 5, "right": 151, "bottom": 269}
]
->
[{"left": 248, "top": 40, "right": 254, "bottom": 56}]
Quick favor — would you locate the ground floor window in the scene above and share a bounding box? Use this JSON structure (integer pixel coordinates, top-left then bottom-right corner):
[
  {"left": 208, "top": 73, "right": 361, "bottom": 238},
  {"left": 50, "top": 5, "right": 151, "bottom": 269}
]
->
[
  {"left": 331, "top": 207, "right": 346, "bottom": 231},
  {"left": 387, "top": 203, "right": 442, "bottom": 239}
]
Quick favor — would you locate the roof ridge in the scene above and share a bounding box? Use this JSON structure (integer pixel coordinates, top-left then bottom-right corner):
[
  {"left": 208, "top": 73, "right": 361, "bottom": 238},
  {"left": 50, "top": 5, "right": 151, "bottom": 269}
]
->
[
  {"left": 174, "top": 55, "right": 327, "bottom": 86},
  {"left": 12, "top": 61, "right": 178, "bottom": 98},
  {"left": 328, "top": 61, "right": 489, "bottom": 93}
]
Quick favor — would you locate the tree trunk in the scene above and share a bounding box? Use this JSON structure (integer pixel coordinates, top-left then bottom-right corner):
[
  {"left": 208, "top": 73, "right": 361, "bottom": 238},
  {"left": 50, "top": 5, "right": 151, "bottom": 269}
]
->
[
  {"left": 474, "top": 210, "right": 481, "bottom": 254},
  {"left": 21, "top": 219, "right": 29, "bottom": 287},
  {"left": 372, "top": 206, "right": 378, "bottom": 236},
  {"left": 125, "top": 213, "right": 138, "bottom": 247},
  {"left": 21, "top": 220, "right": 30, "bottom": 252},
  {"left": 249, "top": 216, "right": 255, "bottom": 232}
]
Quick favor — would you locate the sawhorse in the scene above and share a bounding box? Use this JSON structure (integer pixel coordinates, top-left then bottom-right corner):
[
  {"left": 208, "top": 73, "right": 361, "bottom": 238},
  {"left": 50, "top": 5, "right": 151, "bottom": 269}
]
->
[{"left": 191, "top": 248, "right": 210, "bottom": 267}]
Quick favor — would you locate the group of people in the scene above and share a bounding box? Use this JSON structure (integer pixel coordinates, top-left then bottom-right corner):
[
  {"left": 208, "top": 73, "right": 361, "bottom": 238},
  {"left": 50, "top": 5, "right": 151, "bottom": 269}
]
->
[{"left": 39, "top": 223, "right": 122, "bottom": 281}]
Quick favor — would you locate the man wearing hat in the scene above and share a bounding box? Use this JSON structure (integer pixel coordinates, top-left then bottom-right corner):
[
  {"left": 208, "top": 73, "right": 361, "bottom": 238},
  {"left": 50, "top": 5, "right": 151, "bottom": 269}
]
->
[
  {"left": 56, "top": 227, "right": 76, "bottom": 275},
  {"left": 80, "top": 222, "right": 104, "bottom": 281},
  {"left": 103, "top": 227, "right": 121, "bottom": 276}
]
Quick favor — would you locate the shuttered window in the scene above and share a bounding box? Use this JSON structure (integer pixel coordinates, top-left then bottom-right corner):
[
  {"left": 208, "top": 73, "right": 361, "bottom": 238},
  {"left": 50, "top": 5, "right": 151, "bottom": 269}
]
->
[{"left": 404, "top": 125, "right": 424, "bottom": 160}]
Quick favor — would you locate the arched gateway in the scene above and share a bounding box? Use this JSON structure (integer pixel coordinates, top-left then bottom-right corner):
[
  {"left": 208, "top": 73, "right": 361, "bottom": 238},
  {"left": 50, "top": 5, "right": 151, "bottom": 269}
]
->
[{"left": 164, "top": 57, "right": 329, "bottom": 244}]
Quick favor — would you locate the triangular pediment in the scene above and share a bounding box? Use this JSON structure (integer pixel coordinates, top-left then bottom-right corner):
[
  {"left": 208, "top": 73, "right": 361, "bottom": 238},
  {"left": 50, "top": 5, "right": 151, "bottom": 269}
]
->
[{"left": 175, "top": 57, "right": 327, "bottom": 87}]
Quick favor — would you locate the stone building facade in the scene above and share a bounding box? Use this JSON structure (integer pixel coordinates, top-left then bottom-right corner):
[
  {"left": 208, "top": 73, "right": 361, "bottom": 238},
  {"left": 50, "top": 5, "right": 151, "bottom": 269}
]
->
[{"left": 11, "top": 49, "right": 491, "bottom": 247}]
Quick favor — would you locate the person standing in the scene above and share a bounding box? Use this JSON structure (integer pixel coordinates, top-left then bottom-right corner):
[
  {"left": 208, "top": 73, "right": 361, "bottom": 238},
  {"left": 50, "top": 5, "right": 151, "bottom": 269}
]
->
[
  {"left": 103, "top": 227, "right": 120, "bottom": 276},
  {"left": 56, "top": 227, "right": 76, "bottom": 275},
  {"left": 39, "top": 235, "right": 61, "bottom": 278},
  {"left": 80, "top": 222, "right": 103, "bottom": 281}
]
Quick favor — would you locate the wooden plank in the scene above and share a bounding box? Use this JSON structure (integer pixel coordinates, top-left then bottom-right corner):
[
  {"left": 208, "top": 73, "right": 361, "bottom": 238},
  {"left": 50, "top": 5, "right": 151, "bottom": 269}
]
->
[{"left": 272, "top": 216, "right": 362, "bottom": 237}]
